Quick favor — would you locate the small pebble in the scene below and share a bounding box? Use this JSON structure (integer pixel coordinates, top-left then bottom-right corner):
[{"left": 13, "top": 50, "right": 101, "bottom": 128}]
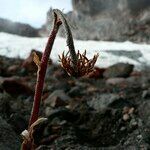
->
[{"left": 123, "top": 114, "right": 130, "bottom": 121}]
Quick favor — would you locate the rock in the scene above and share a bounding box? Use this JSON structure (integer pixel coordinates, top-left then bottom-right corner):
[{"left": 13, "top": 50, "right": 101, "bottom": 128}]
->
[
  {"left": 8, "top": 113, "right": 28, "bottom": 134},
  {"left": 122, "top": 107, "right": 135, "bottom": 121},
  {"left": 139, "top": 8, "right": 150, "bottom": 24},
  {"left": 44, "top": 107, "right": 53, "bottom": 117},
  {"left": 0, "top": 18, "right": 39, "bottom": 37},
  {"left": 142, "top": 127, "right": 150, "bottom": 147},
  {"left": 44, "top": 90, "right": 70, "bottom": 107},
  {"left": 88, "top": 93, "right": 120, "bottom": 111},
  {"left": 129, "top": 118, "right": 138, "bottom": 129},
  {"left": 2, "top": 77, "right": 33, "bottom": 96},
  {"left": 7, "top": 65, "right": 19, "bottom": 75},
  {"left": 0, "top": 67, "right": 4, "bottom": 76},
  {"left": 41, "top": 0, "right": 150, "bottom": 42},
  {"left": 0, "top": 93, "right": 12, "bottom": 118},
  {"left": 0, "top": 63, "right": 5, "bottom": 76},
  {"left": 104, "top": 63, "right": 134, "bottom": 78},
  {"left": 46, "top": 80, "right": 72, "bottom": 93},
  {"left": 123, "top": 107, "right": 134, "bottom": 115},
  {"left": 71, "top": 0, "right": 150, "bottom": 42},
  {"left": 48, "top": 108, "right": 79, "bottom": 123},
  {"left": 106, "top": 78, "right": 126, "bottom": 85},
  {"left": 88, "top": 92, "right": 134, "bottom": 111},
  {"left": 0, "top": 116, "right": 21, "bottom": 150},
  {"left": 142, "top": 88, "right": 150, "bottom": 99},
  {"left": 138, "top": 101, "right": 150, "bottom": 126},
  {"left": 53, "top": 68, "right": 69, "bottom": 79},
  {"left": 68, "top": 86, "right": 84, "bottom": 97},
  {"left": 22, "top": 49, "right": 43, "bottom": 72},
  {"left": 123, "top": 114, "right": 130, "bottom": 121}
]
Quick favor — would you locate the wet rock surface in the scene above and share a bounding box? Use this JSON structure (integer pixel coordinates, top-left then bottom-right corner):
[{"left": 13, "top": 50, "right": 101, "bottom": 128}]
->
[{"left": 0, "top": 55, "right": 150, "bottom": 149}]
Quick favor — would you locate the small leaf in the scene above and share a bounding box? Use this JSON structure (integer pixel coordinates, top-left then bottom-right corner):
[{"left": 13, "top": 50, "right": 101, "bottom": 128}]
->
[{"left": 32, "top": 52, "right": 41, "bottom": 68}]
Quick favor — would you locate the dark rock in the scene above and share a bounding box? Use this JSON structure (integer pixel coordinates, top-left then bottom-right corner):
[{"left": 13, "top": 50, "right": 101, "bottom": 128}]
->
[
  {"left": 8, "top": 113, "right": 28, "bottom": 134},
  {"left": 88, "top": 92, "right": 135, "bottom": 111},
  {"left": 138, "top": 100, "right": 150, "bottom": 126},
  {"left": 0, "top": 60, "right": 8, "bottom": 77},
  {"left": 0, "top": 66, "right": 5, "bottom": 77},
  {"left": 68, "top": 86, "right": 83, "bottom": 97},
  {"left": 53, "top": 81, "right": 71, "bottom": 92},
  {"left": 48, "top": 108, "right": 79, "bottom": 123},
  {"left": 53, "top": 69, "right": 70, "bottom": 79},
  {"left": 7, "top": 65, "right": 19, "bottom": 75},
  {"left": 2, "top": 77, "right": 33, "bottom": 96},
  {"left": 0, "top": 55, "right": 25, "bottom": 77},
  {"left": 44, "top": 90, "right": 70, "bottom": 107},
  {"left": 108, "top": 99, "right": 134, "bottom": 109},
  {"left": 0, "top": 93, "right": 12, "bottom": 118},
  {"left": 142, "top": 88, "right": 150, "bottom": 99},
  {"left": 142, "top": 127, "right": 150, "bottom": 147},
  {"left": 45, "top": 65, "right": 68, "bottom": 83},
  {"left": 0, "top": 116, "right": 21, "bottom": 150},
  {"left": 0, "top": 18, "right": 39, "bottom": 37},
  {"left": 103, "top": 63, "right": 134, "bottom": 78}
]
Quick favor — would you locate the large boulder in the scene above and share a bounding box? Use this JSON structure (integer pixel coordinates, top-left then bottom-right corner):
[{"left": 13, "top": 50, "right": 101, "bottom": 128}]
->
[
  {"left": 72, "top": 0, "right": 150, "bottom": 17},
  {"left": 41, "top": 0, "right": 150, "bottom": 43},
  {"left": 71, "top": 0, "right": 150, "bottom": 42}
]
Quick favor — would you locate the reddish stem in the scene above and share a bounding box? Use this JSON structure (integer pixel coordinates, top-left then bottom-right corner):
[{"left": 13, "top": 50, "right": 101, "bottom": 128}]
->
[{"left": 29, "top": 13, "right": 62, "bottom": 127}]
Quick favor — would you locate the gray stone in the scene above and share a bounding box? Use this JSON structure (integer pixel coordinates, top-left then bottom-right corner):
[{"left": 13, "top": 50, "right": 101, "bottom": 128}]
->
[
  {"left": 0, "top": 116, "right": 21, "bottom": 150},
  {"left": 44, "top": 90, "right": 70, "bottom": 107},
  {"left": 88, "top": 93, "right": 120, "bottom": 111},
  {"left": 106, "top": 78, "right": 126, "bottom": 85},
  {"left": 103, "top": 63, "right": 134, "bottom": 78},
  {"left": 68, "top": 86, "right": 83, "bottom": 97},
  {"left": 138, "top": 101, "right": 150, "bottom": 126},
  {"left": 142, "top": 88, "right": 150, "bottom": 99}
]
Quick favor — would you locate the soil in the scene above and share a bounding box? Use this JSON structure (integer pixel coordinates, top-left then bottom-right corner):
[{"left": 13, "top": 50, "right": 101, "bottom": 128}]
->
[{"left": 0, "top": 55, "right": 150, "bottom": 150}]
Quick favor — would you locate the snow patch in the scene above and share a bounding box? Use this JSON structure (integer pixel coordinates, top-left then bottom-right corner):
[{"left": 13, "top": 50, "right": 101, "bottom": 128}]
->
[{"left": 0, "top": 32, "right": 150, "bottom": 69}]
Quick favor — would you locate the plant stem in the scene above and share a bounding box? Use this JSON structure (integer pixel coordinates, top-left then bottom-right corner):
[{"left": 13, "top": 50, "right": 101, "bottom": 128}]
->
[
  {"left": 29, "top": 12, "right": 62, "bottom": 127},
  {"left": 53, "top": 9, "right": 78, "bottom": 71}
]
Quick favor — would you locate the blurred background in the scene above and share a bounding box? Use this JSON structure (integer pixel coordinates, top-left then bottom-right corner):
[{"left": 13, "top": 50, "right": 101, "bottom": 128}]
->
[
  {"left": 0, "top": 0, "right": 150, "bottom": 69},
  {"left": 0, "top": 0, "right": 150, "bottom": 42}
]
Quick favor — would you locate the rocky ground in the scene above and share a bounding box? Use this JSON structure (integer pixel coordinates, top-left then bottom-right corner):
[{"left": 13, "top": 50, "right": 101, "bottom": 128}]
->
[{"left": 0, "top": 52, "right": 150, "bottom": 150}]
